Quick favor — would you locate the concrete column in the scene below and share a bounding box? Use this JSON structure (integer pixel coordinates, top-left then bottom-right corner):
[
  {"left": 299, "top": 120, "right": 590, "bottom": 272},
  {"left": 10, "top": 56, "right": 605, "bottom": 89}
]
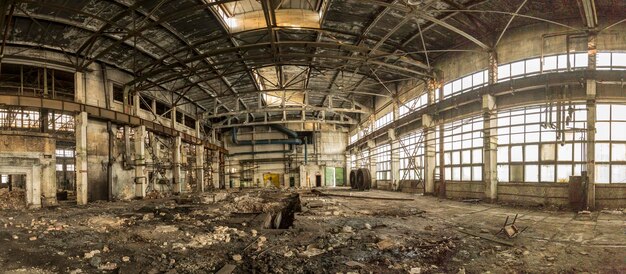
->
[
  {"left": 74, "top": 72, "right": 86, "bottom": 104},
  {"left": 423, "top": 114, "right": 436, "bottom": 194},
  {"left": 134, "top": 125, "right": 146, "bottom": 198},
  {"left": 586, "top": 33, "right": 597, "bottom": 210},
  {"left": 195, "top": 118, "right": 204, "bottom": 192},
  {"left": 483, "top": 51, "right": 499, "bottom": 201},
  {"left": 345, "top": 151, "right": 352, "bottom": 187},
  {"left": 170, "top": 106, "right": 177, "bottom": 131},
  {"left": 75, "top": 112, "right": 88, "bottom": 205},
  {"left": 172, "top": 135, "right": 182, "bottom": 193},
  {"left": 483, "top": 94, "right": 498, "bottom": 201},
  {"left": 390, "top": 104, "right": 400, "bottom": 190},
  {"left": 196, "top": 145, "right": 205, "bottom": 192},
  {"left": 132, "top": 92, "right": 140, "bottom": 116}
]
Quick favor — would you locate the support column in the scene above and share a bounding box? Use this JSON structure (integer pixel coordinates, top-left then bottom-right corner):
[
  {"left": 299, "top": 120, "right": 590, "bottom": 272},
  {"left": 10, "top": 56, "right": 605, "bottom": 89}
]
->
[
  {"left": 345, "top": 150, "right": 352, "bottom": 187},
  {"left": 134, "top": 125, "right": 146, "bottom": 198},
  {"left": 173, "top": 135, "right": 182, "bottom": 193},
  {"left": 390, "top": 138, "right": 400, "bottom": 190},
  {"left": 483, "top": 50, "right": 499, "bottom": 202},
  {"left": 483, "top": 94, "right": 498, "bottom": 201},
  {"left": 75, "top": 112, "right": 88, "bottom": 205},
  {"left": 423, "top": 78, "right": 438, "bottom": 195},
  {"left": 586, "top": 33, "right": 597, "bottom": 210},
  {"left": 74, "top": 71, "right": 85, "bottom": 104},
  {"left": 196, "top": 145, "right": 205, "bottom": 192},
  {"left": 390, "top": 105, "right": 400, "bottom": 190},
  {"left": 367, "top": 140, "right": 377, "bottom": 188},
  {"left": 423, "top": 114, "right": 436, "bottom": 194}
]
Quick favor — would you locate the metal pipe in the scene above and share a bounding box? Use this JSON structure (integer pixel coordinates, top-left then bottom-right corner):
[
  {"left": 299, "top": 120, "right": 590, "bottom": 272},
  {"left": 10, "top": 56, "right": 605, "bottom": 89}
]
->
[
  {"left": 231, "top": 125, "right": 302, "bottom": 146},
  {"left": 304, "top": 136, "right": 308, "bottom": 165},
  {"left": 107, "top": 121, "right": 113, "bottom": 201},
  {"left": 229, "top": 149, "right": 292, "bottom": 156}
]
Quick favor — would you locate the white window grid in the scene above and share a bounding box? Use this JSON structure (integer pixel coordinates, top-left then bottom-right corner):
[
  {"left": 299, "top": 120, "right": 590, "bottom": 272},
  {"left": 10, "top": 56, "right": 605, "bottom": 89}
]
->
[
  {"left": 496, "top": 104, "right": 587, "bottom": 183},
  {"left": 375, "top": 144, "right": 391, "bottom": 180},
  {"left": 442, "top": 116, "right": 484, "bottom": 182}
]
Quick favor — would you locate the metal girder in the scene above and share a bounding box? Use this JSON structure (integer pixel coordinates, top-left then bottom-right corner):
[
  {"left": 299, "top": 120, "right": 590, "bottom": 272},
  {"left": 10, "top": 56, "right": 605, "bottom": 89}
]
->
[
  {"left": 134, "top": 25, "right": 425, "bottom": 74},
  {"left": 127, "top": 40, "right": 430, "bottom": 86},
  {"left": 70, "top": 0, "right": 242, "bottom": 71},
  {"left": 133, "top": 53, "right": 428, "bottom": 93},
  {"left": 576, "top": 0, "right": 598, "bottom": 28},
  {"left": 206, "top": 105, "right": 369, "bottom": 119},
  {"left": 213, "top": 117, "right": 356, "bottom": 129},
  {"left": 358, "top": 0, "right": 490, "bottom": 50},
  {"left": 401, "top": 0, "right": 490, "bottom": 48},
  {"left": 8, "top": 3, "right": 220, "bottom": 111},
  {"left": 74, "top": 0, "right": 156, "bottom": 63}
]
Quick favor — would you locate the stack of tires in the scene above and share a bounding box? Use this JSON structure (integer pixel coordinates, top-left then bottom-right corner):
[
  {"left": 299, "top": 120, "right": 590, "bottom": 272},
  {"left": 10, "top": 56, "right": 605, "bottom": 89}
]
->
[{"left": 350, "top": 168, "right": 371, "bottom": 191}]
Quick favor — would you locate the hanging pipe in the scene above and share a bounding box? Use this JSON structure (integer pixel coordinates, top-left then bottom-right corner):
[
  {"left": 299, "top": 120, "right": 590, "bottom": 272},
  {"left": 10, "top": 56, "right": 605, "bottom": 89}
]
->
[
  {"left": 231, "top": 125, "right": 302, "bottom": 146},
  {"left": 304, "top": 136, "right": 308, "bottom": 165}
]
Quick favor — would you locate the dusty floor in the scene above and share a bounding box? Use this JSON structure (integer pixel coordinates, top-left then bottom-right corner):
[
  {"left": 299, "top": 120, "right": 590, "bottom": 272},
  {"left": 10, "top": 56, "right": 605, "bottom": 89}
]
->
[{"left": 0, "top": 189, "right": 624, "bottom": 274}]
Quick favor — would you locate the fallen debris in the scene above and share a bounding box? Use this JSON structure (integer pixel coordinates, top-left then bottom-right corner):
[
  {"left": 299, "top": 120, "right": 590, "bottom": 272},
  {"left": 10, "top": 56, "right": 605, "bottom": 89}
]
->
[{"left": 458, "top": 229, "right": 514, "bottom": 247}]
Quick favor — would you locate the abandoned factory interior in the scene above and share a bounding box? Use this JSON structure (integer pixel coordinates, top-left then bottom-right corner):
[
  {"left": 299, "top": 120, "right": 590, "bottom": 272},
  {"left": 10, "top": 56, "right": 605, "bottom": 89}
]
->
[{"left": 0, "top": 0, "right": 624, "bottom": 273}]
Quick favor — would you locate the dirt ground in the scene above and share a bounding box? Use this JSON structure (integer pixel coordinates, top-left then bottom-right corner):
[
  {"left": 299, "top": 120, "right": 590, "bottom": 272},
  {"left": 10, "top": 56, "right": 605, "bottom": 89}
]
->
[{"left": 0, "top": 188, "right": 624, "bottom": 274}]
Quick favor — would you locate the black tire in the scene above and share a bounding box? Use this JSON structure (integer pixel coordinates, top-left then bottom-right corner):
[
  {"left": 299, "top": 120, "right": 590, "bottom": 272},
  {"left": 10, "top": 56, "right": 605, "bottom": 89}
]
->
[
  {"left": 349, "top": 170, "right": 357, "bottom": 189},
  {"left": 356, "top": 169, "right": 365, "bottom": 191},
  {"left": 361, "top": 168, "right": 372, "bottom": 190}
]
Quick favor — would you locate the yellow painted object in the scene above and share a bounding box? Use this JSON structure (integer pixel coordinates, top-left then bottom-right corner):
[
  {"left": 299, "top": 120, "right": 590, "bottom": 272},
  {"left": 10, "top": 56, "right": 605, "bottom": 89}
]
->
[{"left": 263, "top": 173, "right": 281, "bottom": 188}]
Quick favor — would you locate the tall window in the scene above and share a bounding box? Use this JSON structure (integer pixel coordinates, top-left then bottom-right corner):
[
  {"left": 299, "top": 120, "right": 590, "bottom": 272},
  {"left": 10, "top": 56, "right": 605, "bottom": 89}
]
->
[
  {"left": 595, "top": 104, "right": 626, "bottom": 183},
  {"left": 442, "top": 116, "right": 483, "bottom": 181},
  {"left": 376, "top": 144, "right": 391, "bottom": 180},
  {"left": 399, "top": 131, "right": 425, "bottom": 180},
  {"left": 497, "top": 105, "right": 587, "bottom": 183}
]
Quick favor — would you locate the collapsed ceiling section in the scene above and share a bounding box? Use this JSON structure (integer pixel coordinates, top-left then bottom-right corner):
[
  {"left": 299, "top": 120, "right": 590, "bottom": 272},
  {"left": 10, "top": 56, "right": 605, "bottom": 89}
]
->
[{"left": 1, "top": 0, "right": 615, "bottom": 129}]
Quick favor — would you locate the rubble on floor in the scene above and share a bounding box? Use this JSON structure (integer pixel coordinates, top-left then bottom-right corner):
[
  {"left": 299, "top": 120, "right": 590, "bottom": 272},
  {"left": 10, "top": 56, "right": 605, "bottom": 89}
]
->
[
  {"left": 0, "top": 188, "right": 25, "bottom": 210},
  {"left": 0, "top": 189, "right": 623, "bottom": 273}
]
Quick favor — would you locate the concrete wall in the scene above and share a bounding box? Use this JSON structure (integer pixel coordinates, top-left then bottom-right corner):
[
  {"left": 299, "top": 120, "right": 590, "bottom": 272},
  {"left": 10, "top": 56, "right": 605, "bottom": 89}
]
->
[
  {"left": 446, "top": 182, "right": 485, "bottom": 200},
  {"left": 0, "top": 132, "right": 56, "bottom": 208},
  {"left": 596, "top": 184, "right": 626, "bottom": 209}
]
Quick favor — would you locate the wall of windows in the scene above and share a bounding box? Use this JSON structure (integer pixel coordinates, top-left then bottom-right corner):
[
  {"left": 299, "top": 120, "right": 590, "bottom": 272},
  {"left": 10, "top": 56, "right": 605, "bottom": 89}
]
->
[
  {"left": 374, "top": 112, "right": 393, "bottom": 130},
  {"left": 496, "top": 105, "right": 587, "bottom": 183},
  {"left": 375, "top": 144, "right": 391, "bottom": 180},
  {"left": 597, "top": 52, "right": 626, "bottom": 70},
  {"left": 399, "top": 131, "right": 425, "bottom": 180},
  {"left": 595, "top": 104, "right": 626, "bottom": 183},
  {"left": 442, "top": 116, "right": 484, "bottom": 181},
  {"left": 442, "top": 70, "right": 488, "bottom": 100},
  {"left": 0, "top": 109, "right": 40, "bottom": 129},
  {"left": 399, "top": 93, "right": 428, "bottom": 117}
]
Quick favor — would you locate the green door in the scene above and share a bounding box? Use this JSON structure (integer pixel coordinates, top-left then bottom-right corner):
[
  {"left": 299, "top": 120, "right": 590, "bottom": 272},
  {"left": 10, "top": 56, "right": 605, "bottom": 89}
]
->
[
  {"left": 335, "top": 168, "right": 344, "bottom": 186},
  {"left": 324, "top": 167, "right": 335, "bottom": 186}
]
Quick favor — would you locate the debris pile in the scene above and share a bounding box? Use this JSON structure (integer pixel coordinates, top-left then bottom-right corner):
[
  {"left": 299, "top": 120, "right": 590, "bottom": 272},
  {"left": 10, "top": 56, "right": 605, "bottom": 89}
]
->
[{"left": 0, "top": 188, "right": 26, "bottom": 210}]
